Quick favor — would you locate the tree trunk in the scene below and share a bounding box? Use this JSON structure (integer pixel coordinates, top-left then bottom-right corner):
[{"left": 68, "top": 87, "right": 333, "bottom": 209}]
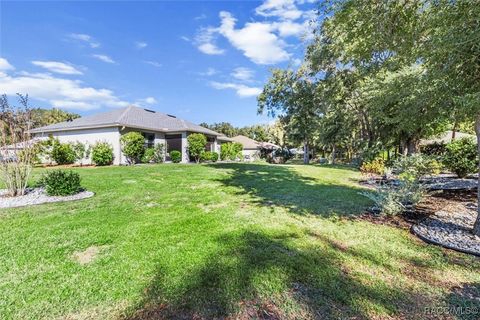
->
[
  {"left": 406, "top": 137, "right": 418, "bottom": 155},
  {"left": 331, "top": 144, "right": 336, "bottom": 165},
  {"left": 451, "top": 122, "right": 457, "bottom": 141},
  {"left": 303, "top": 141, "right": 309, "bottom": 164},
  {"left": 473, "top": 114, "right": 480, "bottom": 236}
]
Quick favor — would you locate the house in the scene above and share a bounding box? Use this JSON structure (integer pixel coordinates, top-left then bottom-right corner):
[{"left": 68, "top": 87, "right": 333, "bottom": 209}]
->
[
  {"left": 419, "top": 130, "right": 475, "bottom": 145},
  {"left": 30, "top": 105, "right": 229, "bottom": 164},
  {"left": 231, "top": 135, "right": 279, "bottom": 161}
]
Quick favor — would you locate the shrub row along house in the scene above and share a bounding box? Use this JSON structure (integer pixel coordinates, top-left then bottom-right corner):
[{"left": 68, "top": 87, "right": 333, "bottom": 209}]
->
[{"left": 30, "top": 105, "right": 232, "bottom": 164}]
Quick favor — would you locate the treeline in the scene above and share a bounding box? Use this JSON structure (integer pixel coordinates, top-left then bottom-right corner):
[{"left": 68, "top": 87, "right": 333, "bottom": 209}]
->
[{"left": 199, "top": 121, "right": 286, "bottom": 145}]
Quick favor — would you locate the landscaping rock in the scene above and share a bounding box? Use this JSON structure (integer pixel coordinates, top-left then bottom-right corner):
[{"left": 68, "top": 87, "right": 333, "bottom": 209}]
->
[
  {"left": 412, "top": 210, "right": 480, "bottom": 256},
  {"left": 0, "top": 188, "right": 94, "bottom": 209}
]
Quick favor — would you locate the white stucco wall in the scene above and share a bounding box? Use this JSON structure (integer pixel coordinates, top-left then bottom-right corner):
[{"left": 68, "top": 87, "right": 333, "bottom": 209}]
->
[
  {"left": 242, "top": 149, "right": 260, "bottom": 161},
  {"left": 34, "top": 127, "right": 122, "bottom": 165}
]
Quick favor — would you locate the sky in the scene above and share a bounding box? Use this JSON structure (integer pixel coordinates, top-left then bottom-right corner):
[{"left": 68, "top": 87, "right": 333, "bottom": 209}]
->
[{"left": 0, "top": 0, "right": 317, "bottom": 126}]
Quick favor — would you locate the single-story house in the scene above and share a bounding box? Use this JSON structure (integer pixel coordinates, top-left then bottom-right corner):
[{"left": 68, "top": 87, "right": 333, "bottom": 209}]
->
[
  {"left": 230, "top": 135, "right": 279, "bottom": 161},
  {"left": 419, "top": 130, "right": 475, "bottom": 145},
  {"left": 30, "top": 105, "right": 230, "bottom": 164}
]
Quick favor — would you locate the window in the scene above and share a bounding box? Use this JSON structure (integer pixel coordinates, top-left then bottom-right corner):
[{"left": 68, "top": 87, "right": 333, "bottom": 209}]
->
[{"left": 142, "top": 132, "right": 155, "bottom": 148}]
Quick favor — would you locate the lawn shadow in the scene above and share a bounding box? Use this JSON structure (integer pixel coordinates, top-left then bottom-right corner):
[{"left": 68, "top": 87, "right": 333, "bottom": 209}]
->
[
  {"left": 123, "top": 230, "right": 425, "bottom": 319},
  {"left": 207, "top": 163, "right": 369, "bottom": 217}
]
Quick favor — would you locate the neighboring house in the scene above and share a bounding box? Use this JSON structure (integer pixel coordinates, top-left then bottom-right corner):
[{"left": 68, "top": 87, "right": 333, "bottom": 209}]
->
[
  {"left": 30, "top": 105, "right": 226, "bottom": 164},
  {"left": 231, "top": 135, "right": 279, "bottom": 161},
  {"left": 419, "top": 130, "right": 475, "bottom": 145}
]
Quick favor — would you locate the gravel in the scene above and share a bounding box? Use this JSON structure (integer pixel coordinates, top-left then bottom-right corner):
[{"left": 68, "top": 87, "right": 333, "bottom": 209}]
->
[
  {"left": 0, "top": 188, "right": 94, "bottom": 209},
  {"left": 412, "top": 208, "right": 480, "bottom": 256}
]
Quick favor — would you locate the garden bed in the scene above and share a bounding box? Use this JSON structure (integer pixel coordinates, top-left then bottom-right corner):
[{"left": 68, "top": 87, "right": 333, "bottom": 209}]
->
[{"left": 0, "top": 188, "right": 94, "bottom": 209}]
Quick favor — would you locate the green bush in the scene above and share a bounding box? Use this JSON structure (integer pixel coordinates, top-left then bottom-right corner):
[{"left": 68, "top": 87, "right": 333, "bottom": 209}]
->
[
  {"left": 121, "top": 132, "right": 145, "bottom": 164},
  {"left": 199, "top": 151, "right": 219, "bottom": 162},
  {"left": 91, "top": 142, "right": 114, "bottom": 166},
  {"left": 221, "top": 142, "right": 243, "bottom": 161},
  {"left": 210, "top": 151, "right": 219, "bottom": 162},
  {"left": 152, "top": 143, "right": 165, "bottom": 163},
  {"left": 187, "top": 133, "right": 207, "bottom": 163},
  {"left": 443, "top": 138, "right": 478, "bottom": 178},
  {"left": 394, "top": 154, "right": 442, "bottom": 179},
  {"left": 142, "top": 148, "right": 155, "bottom": 163},
  {"left": 39, "top": 170, "right": 82, "bottom": 196},
  {"left": 420, "top": 142, "right": 446, "bottom": 157},
  {"left": 170, "top": 150, "right": 182, "bottom": 163},
  {"left": 51, "top": 142, "right": 76, "bottom": 165},
  {"left": 360, "top": 158, "right": 385, "bottom": 175}
]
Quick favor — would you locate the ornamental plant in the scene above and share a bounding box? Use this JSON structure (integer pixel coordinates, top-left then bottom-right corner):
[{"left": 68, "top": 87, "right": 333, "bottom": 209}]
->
[
  {"left": 91, "top": 142, "right": 114, "bottom": 166},
  {"left": 443, "top": 138, "right": 478, "bottom": 178},
  {"left": 51, "top": 142, "right": 76, "bottom": 165},
  {"left": 170, "top": 150, "right": 182, "bottom": 163},
  {"left": 38, "top": 170, "right": 82, "bottom": 196},
  {"left": 120, "top": 132, "right": 145, "bottom": 164},
  {"left": 187, "top": 133, "right": 207, "bottom": 163}
]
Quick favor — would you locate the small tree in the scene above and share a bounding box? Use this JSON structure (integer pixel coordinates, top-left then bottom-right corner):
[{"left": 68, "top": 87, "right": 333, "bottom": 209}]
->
[
  {"left": 72, "top": 141, "right": 88, "bottom": 166},
  {"left": 0, "top": 94, "right": 35, "bottom": 196},
  {"left": 120, "top": 132, "right": 145, "bottom": 164},
  {"left": 152, "top": 143, "right": 165, "bottom": 163},
  {"left": 187, "top": 133, "right": 207, "bottom": 163}
]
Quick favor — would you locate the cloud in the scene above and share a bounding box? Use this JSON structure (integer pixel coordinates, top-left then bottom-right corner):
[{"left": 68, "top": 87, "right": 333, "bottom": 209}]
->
[
  {"left": 144, "top": 60, "right": 162, "bottom": 67},
  {"left": 180, "top": 36, "right": 190, "bottom": 42},
  {"left": 0, "top": 58, "right": 14, "bottom": 71},
  {"left": 69, "top": 33, "right": 100, "bottom": 48},
  {"left": 255, "top": 0, "right": 303, "bottom": 20},
  {"left": 31, "top": 61, "right": 83, "bottom": 75},
  {"left": 217, "top": 11, "right": 290, "bottom": 64},
  {"left": 194, "top": 13, "right": 207, "bottom": 20},
  {"left": 0, "top": 70, "right": 129, "bottom": 111},
  {"left": 135, "top": 41, "right": 148, "bottom": 49},
  {"left": 195, "top": 27, "right": 225, "bottom": 55},
  {"left": 135, "top": 96, "right": 157, "bottom": 105},
  {"left": 231, "top": 67, "right": 254, "bottom": 81},
  {"left": 92, "top": 54, "right": 115, "bottom": 64},
  {"left": 210, "top": 81, "right": 261, "bottom": 98},
  {"left": 199, "top": 67, "right": 218, "bottom": 76}
]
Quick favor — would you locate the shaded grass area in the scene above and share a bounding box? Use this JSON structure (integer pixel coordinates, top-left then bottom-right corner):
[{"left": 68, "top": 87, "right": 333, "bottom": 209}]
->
[{"left": 0, "top": 163, "right": 479, "bottom": 319}]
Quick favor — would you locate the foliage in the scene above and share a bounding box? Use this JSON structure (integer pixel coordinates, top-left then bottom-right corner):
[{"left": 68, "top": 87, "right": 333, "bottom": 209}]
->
[
  {"left": 31, "top": 108, "right": 80, "bottom": 128},
  {"left": 187, "top": 133, "right": 207, "bottom": 163},
  {"left": 120, "top": 132, "right": 145, "bottom": 164},
  {"left": 394, "top": 154, "right": 442, "bottom": 179},
  {"left": 0, "top": 94, "right": 35, "bottom": 196},
  {"left": 360, "top": 159, "right": 385, "bottom": 176},
  {"left": 200, "top": 122, "right": 274, "bottom": 142},
  {"left": 170, "top": 150, "right": 182, "bottom": 163},
  {"left": 267, "top": 148, "right": 293, "bottom": 164},
  {"left": 152, "top": 143, "right": 165, "bottom": 163},
  {"left": 38, "top": 169, "right": 81, "bottom": 196},
  {"left": 220, "top": 142, "right": 243, "bottom": 161},
  {"left": 443, "top": 138, "right": 478, "bottom": 178},
  {"left": 51, "top": 141, "right": 76, "bottom": 165},
  {"left": 142, "top": 147, "right": 155, "bottom": 163},
  {"left": 72, "top": 141, "right": 90, "bottom": 166},
  {"left": 210, "top": 151, "right": 219, "bottom": 162},
  {"left": 420, "top": 142, "right": 446, "bottom": 157},
  {"left": 91, "top": 142, "right": 114, "bottom": 166},
  {"left": 200, "top": 151, "right": 217, "bottom": 163}
]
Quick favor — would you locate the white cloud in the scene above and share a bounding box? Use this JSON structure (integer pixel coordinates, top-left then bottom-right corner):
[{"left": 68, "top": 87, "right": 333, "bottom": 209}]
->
[
  {"left": 231, "top": 67, "right": 254, "bottom": 81},
  {"left": 180, "top": 36, "right": 190, "bottom": 42},
  {"left": 194, "top": 13, "right": 207, "bottom": 20},
  {"left": 69, "top": 33, "right": 100, "bottom": 48},
  {"left": 31, "top": 61, "right": 83, "bottom": 75},
  {"left": 0, "top": 58, "right": 14, "bottom": 71},
  {"left": 210, "top": 81, "right": 261, "bottom": 98},
  {"left": 135, "top": 41, "right": 148, "bottom": 49},
  {"left": 255, "top": 0, "right": 303, "bottom": 20},
  {"left": 217, "top": 11, "right": 290, "bottom": 64},
  {"left": 144, "top": 60, "right": 162, "bottom": 67},
  {"left": 199, "top": 67, "right": 218, "bottom": 76},
  {"left": 195, "top": 27, "right": 225, "bottom": 55},
  {"left": 92, "top": 54, "right": 115, "bottom": 64},
  {"left": 0, "top": 70, "right": 129, "bottom": 111},
  {"left": 136, "top": 96, "right": 157, "bottom": 105}
]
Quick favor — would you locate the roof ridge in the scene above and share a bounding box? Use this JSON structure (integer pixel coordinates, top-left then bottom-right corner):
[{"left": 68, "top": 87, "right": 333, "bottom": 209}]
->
[{"left": 116, "top": 105, "right": 134, "bottom": 124}]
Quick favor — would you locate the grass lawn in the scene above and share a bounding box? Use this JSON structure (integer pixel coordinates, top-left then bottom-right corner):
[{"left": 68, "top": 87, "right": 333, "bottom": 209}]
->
[{"left": 0, "top": 163, "right": 479, "bottom": 319}]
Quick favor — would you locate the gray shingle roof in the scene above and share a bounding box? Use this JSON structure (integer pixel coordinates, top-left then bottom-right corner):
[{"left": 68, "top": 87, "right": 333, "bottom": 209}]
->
[{"left": 30, "top": 105, "right": 222, "bottom": 136}]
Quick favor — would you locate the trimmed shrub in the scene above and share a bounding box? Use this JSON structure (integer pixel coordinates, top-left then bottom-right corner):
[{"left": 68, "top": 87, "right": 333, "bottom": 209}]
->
[
  {"left": 39, "top": 170, "right": 82, "bottom": 196},
  {"left": 152, "top": 143, "right": 165, "bottom": 163},
  {"left": 51, "top": 142, "right": 76, "bottom": 165},
  {"left": 187, "top": 133, "right": 207, "bottom": 163},
  {"left": 142, "top": 147, "right": 155, "bottom": 163},
  {"left": 221, "top": 142, "right": 243, "bottom": 161},
  {"left": 91, "top": 142, "right": 114, "bottom": 166},
  {"left": 360, "top": 158, "right": 385, "bottom": 176},
  {"left": 210, "top": 151, "right": 219, "bottom": 162},
  {"left": 121, "top": 132, "right": 145, "bottom": 164},
  {"left": 394, "top": 154, "right": 442, "bottom": 179},
  {"left": 200, "top": 151, "right": 219, "bottom": 162},
  {"left": 170, "top": 150, "right": 182, "bottom": 163},
  {"left": 443, "top": 138, "right": 478, "bottom": 178}
]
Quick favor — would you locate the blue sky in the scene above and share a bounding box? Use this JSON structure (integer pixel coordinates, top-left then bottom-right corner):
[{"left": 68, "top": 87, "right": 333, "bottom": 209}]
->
[{"left": 0, "top": 0, "right": 316, "bottom": 126}]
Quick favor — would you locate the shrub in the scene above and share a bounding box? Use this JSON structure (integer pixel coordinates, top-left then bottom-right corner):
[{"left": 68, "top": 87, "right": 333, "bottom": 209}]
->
[
  {"left": 200, "top": 151, "right": 219, "bottom": 162},
  {"left": 210, "top": 151, "right": 219, "bottom": 162},
  {"left": 51, "top": 142, "right": 76, "bottom": 165},
  {"left": 187, "top": 133, "right": 207, "bottom": 163},
  {"left": 142, "top": 147, "right": 155, "bottom": 163},
  {"left": 152, "top": 143, "right": 165, "bottom": 163},
  {"left": 268, "top": 148, "right": 293, "bottom": 164},
  {"left": 443, "top": 138, "right": 478, "bottom": 178},
  {"left": 121, "top": 132, "right": 145, "bottom": 164},
  {"left": 39, "top": 170, "right": 82, "bottom": 196},
  {"left": 360, "top": 158, "right": 385, "bottom": 176},
  {"left": 421, "top": 142, "right": 446, "bottom": 157},
  {"left": 394, "top": 154, "right": 442, "bottom": 179},
  {"left": 221, "top": 142, "right": 243, "bottom": 161},
  {"left": 91, "top": 142, "right": 114, "bottom": 166},
  {"left": 170, "top": 150, "right": 182, "bottom": 163}
]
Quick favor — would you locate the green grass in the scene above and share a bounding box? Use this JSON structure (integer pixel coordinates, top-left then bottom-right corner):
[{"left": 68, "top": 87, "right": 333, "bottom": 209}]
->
[{"left": 0, "top": 163, "right": 479, "bottom": 319}]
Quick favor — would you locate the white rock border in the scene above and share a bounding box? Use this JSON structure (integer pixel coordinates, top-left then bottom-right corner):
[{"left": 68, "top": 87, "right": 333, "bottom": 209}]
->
[{"left": 0, "top": 188, "right": 94, "bottom": 209}]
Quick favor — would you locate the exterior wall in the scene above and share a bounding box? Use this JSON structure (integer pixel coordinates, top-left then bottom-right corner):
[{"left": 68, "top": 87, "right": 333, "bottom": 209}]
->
[
  {"left": 34, "top": 127, "right": 122, "bottom": 165},
  {"left": 181, "top": 132, "right": 188, "bottom": 163},
  {"left": 242, "top": 148, "right": 260, "bottom": 161}
]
